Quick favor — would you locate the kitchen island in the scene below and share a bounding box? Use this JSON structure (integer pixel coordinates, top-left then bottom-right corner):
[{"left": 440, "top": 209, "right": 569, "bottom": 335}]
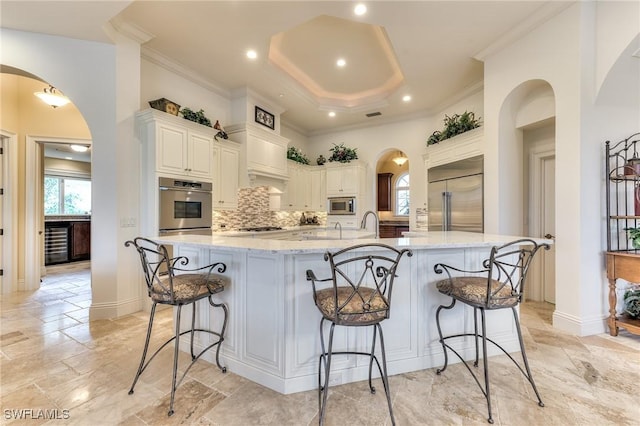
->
[{"left": 153, "top": 231, "right": 545, "bottom": 394}]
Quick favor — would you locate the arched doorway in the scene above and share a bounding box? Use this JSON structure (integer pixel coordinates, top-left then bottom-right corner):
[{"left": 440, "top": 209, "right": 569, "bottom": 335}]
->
[
  {"left": 498, "top": 80, "right": 556, "bottom": 303},
  {"left": 375, "top": 149, "right": 410, "bottom": 238}
]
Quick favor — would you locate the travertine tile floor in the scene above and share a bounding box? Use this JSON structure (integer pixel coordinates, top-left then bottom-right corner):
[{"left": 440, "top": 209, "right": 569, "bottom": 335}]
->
[{"left": 1, "top": 261, "right": 639, "bottom": 425}]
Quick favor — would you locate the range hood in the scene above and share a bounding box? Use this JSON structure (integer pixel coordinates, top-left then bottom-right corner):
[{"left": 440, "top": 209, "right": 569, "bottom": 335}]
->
[{"left": 226, "top": 122, "right": 289, "bottom": 189}]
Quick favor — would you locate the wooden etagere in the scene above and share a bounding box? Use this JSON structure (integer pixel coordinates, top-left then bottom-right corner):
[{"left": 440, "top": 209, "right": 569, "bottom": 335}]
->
[{"left": 605, "top": 132, "right": 640, "bottom": 336}]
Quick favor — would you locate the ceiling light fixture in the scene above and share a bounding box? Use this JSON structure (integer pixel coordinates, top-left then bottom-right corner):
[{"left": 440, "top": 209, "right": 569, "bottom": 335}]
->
[
  {"left": 328, "top": 111, "right": 336, "bottom": 117},
  {"left": 402, "top": 95, "right": 412, "bottom": 102},
  {"left": 392, "top": 151, "right": 408, "bottom": 166},
  {"left": 246, "top": 50, "right": 257, "bottom": 59},
  {"left": 70, "top": 144, "right": 89, "bottom": 153},
  {"left": 336, "top": 58, "right": 346, "bottom": 67},
  {"left": 354, "top": 4, "right": 367, "bottom": 15},
  {"left": 34, "top": 85, "right": 70, "bottom": 108}
]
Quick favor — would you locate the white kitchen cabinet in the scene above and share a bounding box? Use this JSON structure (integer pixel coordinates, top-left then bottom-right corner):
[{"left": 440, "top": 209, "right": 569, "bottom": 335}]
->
[
  {"left": 138, "top": 108, "right": 214, "bottom": 181},
  {"left": 284, "top": 161, "right": 312, "bottom": 211},
  {"left": 212, "top": 140, "right": 240, "bottom": 210},
  {"left": 325, "top": 161, "right": 366, "bottom": 196},
  {"left": 310, "top": 167, "right": 327, "bottom": 211}
]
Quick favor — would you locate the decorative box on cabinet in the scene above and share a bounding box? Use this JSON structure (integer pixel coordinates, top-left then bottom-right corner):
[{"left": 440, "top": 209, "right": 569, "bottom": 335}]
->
[
  {"left": 212, "top": 141, "right": 240, "bottom": 209},
  {"left": 605, "top": 132, "right": 640, "bottom": 336}
]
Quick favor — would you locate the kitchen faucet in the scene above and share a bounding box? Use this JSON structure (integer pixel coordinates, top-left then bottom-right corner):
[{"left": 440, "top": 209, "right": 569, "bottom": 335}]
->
[
  {"left": 360, "top": 210, "right": 379, "bottom": 238},
  {"left": 334, "top": 221, "right": 342, "bottom": 240}
]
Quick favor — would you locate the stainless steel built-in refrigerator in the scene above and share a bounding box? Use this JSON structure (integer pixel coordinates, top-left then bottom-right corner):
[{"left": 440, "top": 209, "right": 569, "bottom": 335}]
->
[{"left": 428, "top": 155, "right": 483, "bottom": 232}]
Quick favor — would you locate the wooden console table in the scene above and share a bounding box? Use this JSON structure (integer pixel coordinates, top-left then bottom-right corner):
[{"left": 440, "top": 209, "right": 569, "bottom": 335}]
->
[{"left": 605, "top": 252, "right": 640, "bottom": 336}]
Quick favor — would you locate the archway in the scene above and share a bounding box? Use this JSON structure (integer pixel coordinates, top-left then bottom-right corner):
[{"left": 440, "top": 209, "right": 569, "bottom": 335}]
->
[
  {"left": 498, "top": 80, "right": 556, "bottom": 303},
  {"left": 375, "top": 149, "right": 410, "bottom": 237}
]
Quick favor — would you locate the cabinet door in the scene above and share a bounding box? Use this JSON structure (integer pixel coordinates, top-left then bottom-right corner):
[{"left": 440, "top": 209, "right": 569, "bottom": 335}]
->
[
  {"left": 327, "top": 165, "right": 359, "bottom": 196},
  {"left": 340, "top": 166, "right": 359, "bottom": 194},
  {"left": 310, "top": 168, "right": 326, "bottom": 211},
  {"left": 326, "top": 167, "right": 344, "bottom": 195},
  {"left": 71, "top": 222, "right": 91, "bottom": 260},
  {"left": 285, "top": 163, "right": 300, "bottom": 210},
  {"left": 297, "top": 167, "right": 311, "bottom": 210},
  {"left": 377, "top": 173, "right": 393, "bottom": 211},
  {"left": 218, "top": 144, "right": 240, "bottom": 209},
  {"left": 156, "top": 122, "right": 188, "bottom": 175},
  {"left": 188, "top": 131, "right": 213, "bottom": 179}
]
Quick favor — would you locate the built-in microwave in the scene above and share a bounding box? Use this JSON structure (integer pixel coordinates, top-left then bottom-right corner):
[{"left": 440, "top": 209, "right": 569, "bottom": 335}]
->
[{"left": 328, "top": 197, "right": 356, "bottom": 215}]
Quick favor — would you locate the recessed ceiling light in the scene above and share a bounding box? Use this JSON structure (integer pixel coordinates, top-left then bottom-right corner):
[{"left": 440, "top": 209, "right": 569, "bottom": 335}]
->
[
  {"left": 354, "top": 4, "right": 367, "bottom": 16},
  {"left": 328, "top": 112, "right": 336, "bottom": 117},
  {"left": 336, "top": 58, "right": 346, "bottom": 67},
  {"left": 246, "top": 50, "right": 257, "bottom": 59},
  {"left": 402, "top": 95, "right": 412, "bottom": 102}
]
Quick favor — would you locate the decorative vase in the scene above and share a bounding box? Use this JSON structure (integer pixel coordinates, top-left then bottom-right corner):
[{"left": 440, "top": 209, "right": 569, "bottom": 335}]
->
[{"left": 317, "top": 155, "right": 326, "bottom": 165}]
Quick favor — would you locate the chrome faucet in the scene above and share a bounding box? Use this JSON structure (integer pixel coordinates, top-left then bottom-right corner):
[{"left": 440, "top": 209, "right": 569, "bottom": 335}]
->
[
  {"left": 360, "top": 210, "right": 379, "bottom": 238},
  {"left": 334, "top": 221, "right": 342, "bottom": 240}
]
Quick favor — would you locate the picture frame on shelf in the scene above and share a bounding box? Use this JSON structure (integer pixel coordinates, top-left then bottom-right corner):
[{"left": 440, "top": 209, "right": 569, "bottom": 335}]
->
[{"left": 255, "top": 106, "right": 275, "bottom": 130}]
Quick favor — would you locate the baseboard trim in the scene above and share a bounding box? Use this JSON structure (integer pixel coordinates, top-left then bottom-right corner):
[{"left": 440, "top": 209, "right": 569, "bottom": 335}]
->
[
  {"left": 90, "top": 296, "right": 141, "bottom": 320},
  {"left": 552, "top": 310, "right": 607, "bottom": 336}
]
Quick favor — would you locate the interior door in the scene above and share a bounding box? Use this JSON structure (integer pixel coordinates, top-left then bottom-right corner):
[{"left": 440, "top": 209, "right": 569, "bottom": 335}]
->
[
  {"left": 427, "top": 181, "right": 446, "bottom": 231},
  {"left": 542, "top": 157, "right": 556, "bottom": 303}
]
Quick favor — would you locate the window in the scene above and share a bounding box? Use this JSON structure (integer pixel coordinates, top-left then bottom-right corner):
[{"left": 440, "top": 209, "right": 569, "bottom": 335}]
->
[
  {"left": 44, "top": 175, "right": 91, "bottom": 215},
  {"left": 396, "top": 173, "right": 410, "bottom": 216}
]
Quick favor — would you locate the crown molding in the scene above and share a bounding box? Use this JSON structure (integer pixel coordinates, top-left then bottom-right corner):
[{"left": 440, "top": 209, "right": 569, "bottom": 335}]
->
[
  {"left": 106, "top": 17, "right": 154, "bottom": 44},
  {"left": 473, "top": 2, "right": 573, "bottom": 61},
  {"left": 141, "top": 46, "right": 231, "bottom": 100}
]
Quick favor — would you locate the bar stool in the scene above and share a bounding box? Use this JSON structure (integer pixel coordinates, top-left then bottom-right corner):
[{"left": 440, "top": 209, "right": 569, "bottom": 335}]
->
[
  {"left": 433, "top": 238, "right": 549, "bottom": 423},
  {"left": 125, "top": 237, "right": 229, "bottom": 416},
  {"left": 306, "top": 243, "right": 412, "bottom": 425}
]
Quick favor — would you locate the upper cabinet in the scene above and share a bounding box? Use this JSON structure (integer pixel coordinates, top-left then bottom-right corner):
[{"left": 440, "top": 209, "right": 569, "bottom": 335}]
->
[
  {"left": 377, "top": 173, "right": 393, "bottom": 211},
  {"left": 212, "top": 140, "right": 240, "bottom": 210},
  {"left": 310, "top": 167, "right": 327, "bottom": 211},
  {"left": 138, "top": 109, "right": 214, "bottom": 181},
  {"left": 326, "top": 161, "right": 366, "bottom": 197},
  {"left": 423, "top": 127, "right": 483, "bottom": 169}
]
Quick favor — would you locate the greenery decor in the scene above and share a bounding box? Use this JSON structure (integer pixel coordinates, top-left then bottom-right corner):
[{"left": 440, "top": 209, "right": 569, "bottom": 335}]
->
[
  {"left": 426, "top": 111, "right": 481, "bottom": 146},
  {"left": 180, "top": 107, "right": 212, "bottom": 127},
  {"left": 623, "top": 287, "right": 640, "bottom": 318},
  {"left": 328, "top": 143, "right": 358, "bottom": 163},
  {"left": 287, "top": 146, "right": 310, "bottom": 165},
  {"left": 625, "top": 227, "right": 640, "bottom": 249}
]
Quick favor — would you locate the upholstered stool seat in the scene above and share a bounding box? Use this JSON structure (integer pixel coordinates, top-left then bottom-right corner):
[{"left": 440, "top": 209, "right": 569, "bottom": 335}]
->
[{"left": 435, "top": 276, "right": 519, "bottom": 308}]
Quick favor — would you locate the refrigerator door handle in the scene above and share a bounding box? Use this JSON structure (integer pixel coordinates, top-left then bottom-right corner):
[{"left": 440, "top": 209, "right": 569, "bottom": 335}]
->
[{"left": 443, "top": 191, "right": 452, "bottom": 231}]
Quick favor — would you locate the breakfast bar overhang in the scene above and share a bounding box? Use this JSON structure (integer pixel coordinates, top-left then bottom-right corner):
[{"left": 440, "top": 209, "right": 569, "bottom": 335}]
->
[{"left": 153, "top": 231, "right": 548, "bottom": 394}]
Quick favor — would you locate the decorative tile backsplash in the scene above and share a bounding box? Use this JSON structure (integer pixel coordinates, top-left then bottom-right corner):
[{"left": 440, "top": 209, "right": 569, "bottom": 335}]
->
[{"left": 212, "top": 186, "right": 326, "bottom": 230}]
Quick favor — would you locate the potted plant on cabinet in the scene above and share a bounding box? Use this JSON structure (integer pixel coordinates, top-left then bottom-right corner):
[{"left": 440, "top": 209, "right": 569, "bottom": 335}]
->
[{"left": 426, "top": 111, "right": 481, "bottom": 146}]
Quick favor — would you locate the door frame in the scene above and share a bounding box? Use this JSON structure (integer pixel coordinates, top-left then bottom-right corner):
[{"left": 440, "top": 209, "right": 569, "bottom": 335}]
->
[
  {"left": 1, "top": 130, "right": 18, "bottom": 293},
  {"left": 528, "top": 143, "right": 555, "bottom": 301},
  {"left": 25, "top": 135, "right": 92, "bottom": 290}
]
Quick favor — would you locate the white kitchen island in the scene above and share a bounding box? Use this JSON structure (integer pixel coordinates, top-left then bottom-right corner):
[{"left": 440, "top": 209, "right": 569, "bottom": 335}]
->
[{"left": 153, "top": 231, "right": 544, "bottom": 394}]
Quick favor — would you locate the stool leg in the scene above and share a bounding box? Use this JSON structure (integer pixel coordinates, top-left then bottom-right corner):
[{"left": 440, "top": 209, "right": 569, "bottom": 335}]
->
[
  {"left": 168, "top": 305, "right": 183, "bottom": 417},
  {"left": 435, "top": 298, "right": 456, "bottom": 374},
  {"left": 318, "top": 320, "right": 335, "bottom": 426},
  {"left": 367, "top": 323, "right": 377, "bottom": 394},
  {"left": 473, "top": 307, "right": 480, "bottom": 367},
  {"left": 479, "top": 308, "right": 493, "bottom": 424},
  {"left": 512, "top": 307, "right": 544, "bottom": 407},
  {"left": 190, "top": 302, "right": 197, "bottom": 360},
  {"left": 209, "top": 297, "right": 228, "bottom": 373},
  {"left": 128, "top": 302, "right": 157, "bottom": 395},
  {"left": 376, "top": 323, "right": 395, "bottom": 426}
]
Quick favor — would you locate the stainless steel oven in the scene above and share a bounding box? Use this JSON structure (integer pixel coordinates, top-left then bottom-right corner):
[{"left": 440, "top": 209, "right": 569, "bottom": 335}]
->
[
  {"left": 159, "top": 177, "right": 212, "bottom": 232},
  {"left": 328, "top": 196, "right": 356, "bottom": 215}
]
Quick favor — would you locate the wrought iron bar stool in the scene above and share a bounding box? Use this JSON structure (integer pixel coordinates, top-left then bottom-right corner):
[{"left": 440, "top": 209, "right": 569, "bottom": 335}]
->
[
  {"left": 125, "top": 237, "right": 229, "bottom": 416},
  {"left": 306, "top": 243, "right": 412, "bottom": 425},
  {"left": 433, "top": 238, "right": 549, "bottom": 423}
]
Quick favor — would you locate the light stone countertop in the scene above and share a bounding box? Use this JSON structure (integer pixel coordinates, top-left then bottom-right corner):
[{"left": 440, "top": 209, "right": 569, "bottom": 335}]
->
[{"left": 153, "top": 231, "right": 551, "bottom": 255}]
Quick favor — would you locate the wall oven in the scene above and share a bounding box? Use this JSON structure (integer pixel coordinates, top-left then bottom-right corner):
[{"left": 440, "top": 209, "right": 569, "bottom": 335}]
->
[
  {"left": 159, "top": 177, "right": 212, "bottom": 233},
  {"left": 328, "top": 196, "right": 356, "bottom": 215}
]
